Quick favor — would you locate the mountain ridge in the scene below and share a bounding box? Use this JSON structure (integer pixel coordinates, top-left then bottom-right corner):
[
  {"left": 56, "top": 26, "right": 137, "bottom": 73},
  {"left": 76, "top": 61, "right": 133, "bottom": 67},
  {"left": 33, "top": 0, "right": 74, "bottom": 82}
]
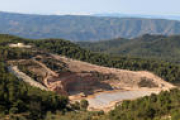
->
[{"left": 1, "top": 11, "right": 180, "bottom": 41}]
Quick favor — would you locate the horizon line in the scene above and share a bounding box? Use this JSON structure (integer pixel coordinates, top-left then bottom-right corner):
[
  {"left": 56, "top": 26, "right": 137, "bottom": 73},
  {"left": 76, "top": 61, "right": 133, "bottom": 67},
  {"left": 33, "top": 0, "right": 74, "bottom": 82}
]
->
[{"left": 0, "top": 10, "right": 180, "bottom": 17}]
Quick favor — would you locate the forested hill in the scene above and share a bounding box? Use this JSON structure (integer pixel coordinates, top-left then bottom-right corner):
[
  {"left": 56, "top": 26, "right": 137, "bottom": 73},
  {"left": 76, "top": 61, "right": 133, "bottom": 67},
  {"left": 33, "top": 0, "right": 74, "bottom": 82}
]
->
[
  {"left": 78, "top": 34, "right": 180, "bottom": 62},
  {"left": 1, "top": 12, "right": 180, "bottom": 41},
  {"left": 1, "top": 34, "right": 180, "bottom": 119}
]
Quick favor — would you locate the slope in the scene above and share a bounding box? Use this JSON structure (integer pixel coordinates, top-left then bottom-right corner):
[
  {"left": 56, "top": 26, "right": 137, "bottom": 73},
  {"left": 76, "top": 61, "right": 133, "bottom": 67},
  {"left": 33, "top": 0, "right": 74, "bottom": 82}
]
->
[
  {"left": 1, "top": 11, "right": 180, "bottom": 41},
  {"left": 78, "top": 34, "right": 180, "bottom": 62}
]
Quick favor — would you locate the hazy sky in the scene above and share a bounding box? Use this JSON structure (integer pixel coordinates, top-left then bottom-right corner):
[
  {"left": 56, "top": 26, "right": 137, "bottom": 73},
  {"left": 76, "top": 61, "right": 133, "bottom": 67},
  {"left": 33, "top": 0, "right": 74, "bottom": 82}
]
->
[{"left": 0, "top": 0, "right": 179, "bottom": 15}]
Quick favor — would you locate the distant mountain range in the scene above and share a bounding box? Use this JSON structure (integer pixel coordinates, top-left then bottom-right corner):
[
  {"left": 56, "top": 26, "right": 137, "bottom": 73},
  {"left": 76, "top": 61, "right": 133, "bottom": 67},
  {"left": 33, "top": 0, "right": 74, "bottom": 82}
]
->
[
  {"left": 1, "top": 11, "right": 180, "bottom": 41},
  {"left": 78, "top": 34, "right": 180, "bottom": 62},
  {"left": 94, "top": 13, "right": 180, "bottom": 21}
]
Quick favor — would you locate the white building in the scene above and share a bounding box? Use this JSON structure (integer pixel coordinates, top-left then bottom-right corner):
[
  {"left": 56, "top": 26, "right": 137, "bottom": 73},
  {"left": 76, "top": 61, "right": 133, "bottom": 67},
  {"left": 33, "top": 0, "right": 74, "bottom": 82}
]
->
[{"left": 9, "top": 43, "right": 32, "bottom": 48}]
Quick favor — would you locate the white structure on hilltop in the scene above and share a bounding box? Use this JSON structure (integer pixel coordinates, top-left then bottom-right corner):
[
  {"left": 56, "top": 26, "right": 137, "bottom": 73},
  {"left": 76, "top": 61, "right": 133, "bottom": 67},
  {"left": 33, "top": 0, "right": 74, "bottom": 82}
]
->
[{"left": 9, "top": 43, "right": 32, "bottom": 48}]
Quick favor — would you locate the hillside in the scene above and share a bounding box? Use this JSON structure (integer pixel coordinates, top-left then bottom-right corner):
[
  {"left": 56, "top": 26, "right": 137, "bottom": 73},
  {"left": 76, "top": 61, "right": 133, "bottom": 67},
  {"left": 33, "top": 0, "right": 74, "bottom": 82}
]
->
[
  {"left": 0, "top": 34, "right": 180, "bottom": 119},
  {"left": 1, "top": 12, "right": 180, "bottom": 41},
  {"left": 78, "top": 34, "right": 180, "bottom": 62},
  {"left": 1, "top": 34, "right": 180, "bottom": 83}
]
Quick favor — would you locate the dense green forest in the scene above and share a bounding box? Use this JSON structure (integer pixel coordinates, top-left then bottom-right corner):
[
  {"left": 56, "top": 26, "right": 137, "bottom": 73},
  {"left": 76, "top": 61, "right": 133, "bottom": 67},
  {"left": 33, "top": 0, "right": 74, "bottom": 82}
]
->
[
  {"left": 78, "top": 34, "right": 180, "bottom": 63},
  {"left": 1, "top": 34, "right": 180, "bottom": 119}
]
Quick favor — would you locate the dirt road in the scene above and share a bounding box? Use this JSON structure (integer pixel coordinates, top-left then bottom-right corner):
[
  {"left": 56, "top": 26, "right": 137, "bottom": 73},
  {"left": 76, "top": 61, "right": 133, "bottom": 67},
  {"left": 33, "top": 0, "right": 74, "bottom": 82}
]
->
[{"left": 8, "top": 66, "right": 48, "bottom": 91}]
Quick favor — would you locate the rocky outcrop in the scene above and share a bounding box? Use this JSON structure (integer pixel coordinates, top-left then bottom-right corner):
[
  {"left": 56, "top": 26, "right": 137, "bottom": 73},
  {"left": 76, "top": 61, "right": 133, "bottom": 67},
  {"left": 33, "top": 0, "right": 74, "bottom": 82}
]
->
[{"left": 44, "top": 72, "right": 112, "bottom": 96}]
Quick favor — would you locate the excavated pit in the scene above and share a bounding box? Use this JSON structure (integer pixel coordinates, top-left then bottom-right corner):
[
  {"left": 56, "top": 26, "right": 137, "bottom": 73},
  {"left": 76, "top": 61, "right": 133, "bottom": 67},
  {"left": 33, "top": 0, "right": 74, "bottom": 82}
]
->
[{"left": 8, "top": 53, "right": 175, "bottom": 111}]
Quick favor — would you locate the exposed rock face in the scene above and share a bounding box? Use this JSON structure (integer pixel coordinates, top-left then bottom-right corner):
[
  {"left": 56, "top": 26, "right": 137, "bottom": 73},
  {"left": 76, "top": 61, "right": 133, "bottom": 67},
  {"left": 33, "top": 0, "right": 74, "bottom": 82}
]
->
[{"left": 44, "top": 72, "right": 112, "bottom": 96}]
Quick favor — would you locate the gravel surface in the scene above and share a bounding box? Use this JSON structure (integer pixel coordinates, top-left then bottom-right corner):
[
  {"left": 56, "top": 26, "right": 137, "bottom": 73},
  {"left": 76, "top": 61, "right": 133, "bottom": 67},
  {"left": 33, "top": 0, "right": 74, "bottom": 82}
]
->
[{"left": 88, "top": 90, "right": 159, "bottom": 109}]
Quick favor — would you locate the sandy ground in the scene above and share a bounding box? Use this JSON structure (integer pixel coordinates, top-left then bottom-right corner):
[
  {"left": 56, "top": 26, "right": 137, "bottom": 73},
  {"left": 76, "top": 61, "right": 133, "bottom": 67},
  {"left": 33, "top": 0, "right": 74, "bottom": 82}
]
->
[
  {"left": 50, "top": 54, "right": 175, "bottom": 111},
  {"left": 87, "top": 90, "right": 159, "bottom": 112}
]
